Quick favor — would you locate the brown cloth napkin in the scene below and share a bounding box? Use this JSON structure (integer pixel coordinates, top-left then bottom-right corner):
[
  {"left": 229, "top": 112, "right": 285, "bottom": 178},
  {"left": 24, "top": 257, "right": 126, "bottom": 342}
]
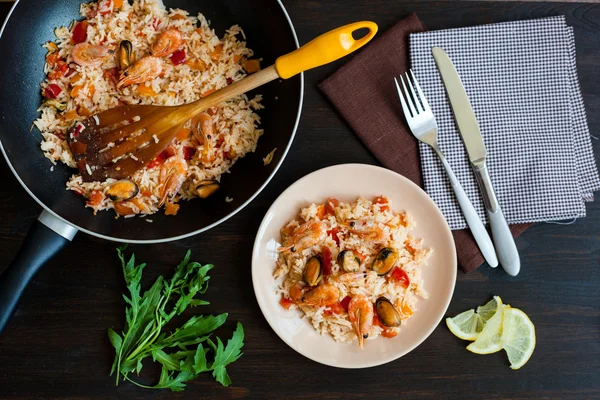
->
[{"left": 319, "top": 13, "right": 530, "bottom": 272}]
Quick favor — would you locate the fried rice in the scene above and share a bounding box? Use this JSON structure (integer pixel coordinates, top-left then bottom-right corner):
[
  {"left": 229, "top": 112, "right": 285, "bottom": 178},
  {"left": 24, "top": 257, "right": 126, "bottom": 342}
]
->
[
  {"left": 33, "top": 0, "right": 264, "bottom": 217},
  {"left": 274, "top": 196, "right": 432, "bottom": 347}
]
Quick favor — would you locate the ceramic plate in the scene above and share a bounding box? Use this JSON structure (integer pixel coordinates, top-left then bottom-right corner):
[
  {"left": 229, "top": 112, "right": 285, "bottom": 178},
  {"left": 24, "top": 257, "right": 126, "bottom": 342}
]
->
[{"left": 251, "top": 164, "right": 457, "bottom": 368}]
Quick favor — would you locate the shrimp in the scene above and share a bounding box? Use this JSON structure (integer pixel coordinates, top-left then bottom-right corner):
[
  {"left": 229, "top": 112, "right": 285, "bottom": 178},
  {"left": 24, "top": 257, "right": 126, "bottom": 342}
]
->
[
  {"left": 301, "top": 284, "right": 339, "bottom": 307},
  {"left": 277, "top": 221, "right": 326, "bottom": 253},
  {"left": 151, "top": 27, "right": 184, "bottom": 57},
  {"left": 158, "top": 156, "right": 187, "bottom": 206},
  {"left": 71, "top": 43, "right": 114, "bottom": 67},
  {"left": 343, "top": 220, "right": 386, "bottom": 243},
  {"left": 348, "top": 294, "right": 373, "bottom": 349},
  {"left": 190, "top": 112, "right": 214, "bottom": 162},
  {"left": 336, "top": 271, "right": 369, "bottom": 285},
  {"left": 117, "top": 56, "right": 163, "bottom": 88}
]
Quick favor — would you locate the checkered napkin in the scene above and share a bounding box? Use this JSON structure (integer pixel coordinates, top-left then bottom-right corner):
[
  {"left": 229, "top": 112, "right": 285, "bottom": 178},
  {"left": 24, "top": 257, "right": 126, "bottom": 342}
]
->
[{"left": 409, "top": 16, "right": 600, "bottom": 230}]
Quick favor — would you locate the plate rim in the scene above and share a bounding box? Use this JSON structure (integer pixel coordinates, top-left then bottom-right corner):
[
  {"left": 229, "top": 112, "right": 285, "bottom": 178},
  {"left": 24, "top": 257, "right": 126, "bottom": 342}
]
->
[{"left": 251, "top": 163, "right": 457, "bottom": 368}]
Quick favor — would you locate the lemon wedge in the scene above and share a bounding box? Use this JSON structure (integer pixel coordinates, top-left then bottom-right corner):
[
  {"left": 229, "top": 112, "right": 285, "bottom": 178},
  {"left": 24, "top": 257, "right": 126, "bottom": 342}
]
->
[
  {"left": 466, "top": 304, "right": 509, "bottom": 354},
  {"left": 501, "top": 308, "right": 536, "bottom": 370},
  {"left": 446, "top": 296, "right": 502, "bottom": 341}
]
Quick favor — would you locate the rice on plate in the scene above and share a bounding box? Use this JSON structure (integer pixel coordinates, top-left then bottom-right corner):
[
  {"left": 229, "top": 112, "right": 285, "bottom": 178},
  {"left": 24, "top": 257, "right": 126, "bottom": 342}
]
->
[
  {"left": 34, "top": 0, "right": 264, "bottom": 217},
  {"left": 274, "top": 196, "right": 432, "bottom": 349}
]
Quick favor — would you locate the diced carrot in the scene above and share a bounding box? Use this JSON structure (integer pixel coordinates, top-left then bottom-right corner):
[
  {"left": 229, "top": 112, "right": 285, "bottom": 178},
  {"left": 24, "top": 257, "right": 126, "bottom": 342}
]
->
[
  {"left": 86, "top": 190, "right": 103, "bottom": 206},
  {"left": 382, "top": 329, "right": 398, "bottom": 338},
  {"left": 70, "top": 84, "right": 83, "bottom": 98},
  {"left": 63, "top": 109, "right": 79, "bottom": 121},
  {"left": 171, "top": 14, "right": 187, "bottom": 20},
  {"left": 88, "top": 83, "right": 96, "bottom": 97},
  {"left": 136, "top": 85, "right": 157, "bottom": 97},
  {"left": 70, "top": 73, "right": 82, "bottom": 84},
  {"left": 194, "top": 27, "right": 203, "bottom": 35},
  {"left": 243, "top": 59, "right": 261, "bottom": 73},
  {"left": 176, "top": 127, "right": 191, "bottom": 140},
  {"left": 200, "top": 88, "right": 216, "bottom": 97},
  {"left": 47, "top": 42, "right": 59, "bottom": 53},
  {"left": 164, "top": 202, "right": 180, "bottom": 216},
  {"left": 186, "top": 59, "right": 206, "bottom": 71},
  {"left": 233, "top": 54, "right": 242, "bottom": 63},
  {"left": 400, "top": 303, "right": 414, "bottom": 318},
  {"left": 140, "top": 187, "right": 152, "bottom": 197},
  {"left": 210, "top": 43, "right": 223, "bottom": 61},
  {"left": 113, "top": 0, "right": 124, "bottom": 9},
  {"left": 289, "top": 284, "right": 304, "bottom": 303},
  {"left": 316, "top": 204, "right": 325, "bottom": 220}
]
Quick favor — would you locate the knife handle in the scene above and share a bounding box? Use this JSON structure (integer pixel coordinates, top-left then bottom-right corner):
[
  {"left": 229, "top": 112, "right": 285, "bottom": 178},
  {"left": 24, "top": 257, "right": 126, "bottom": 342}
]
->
[
  {"left": 473, "top": 163, "right": 521, "bottom": 276},
  {"left": 434, "top": 148, "right": 498, "bottom": 268}
]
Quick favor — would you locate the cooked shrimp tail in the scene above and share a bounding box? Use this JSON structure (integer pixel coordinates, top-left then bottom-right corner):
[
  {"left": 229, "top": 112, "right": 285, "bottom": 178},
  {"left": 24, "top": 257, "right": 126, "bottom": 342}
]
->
[{"left": 348, "top": 295, "right": 373, "bottom": 349}]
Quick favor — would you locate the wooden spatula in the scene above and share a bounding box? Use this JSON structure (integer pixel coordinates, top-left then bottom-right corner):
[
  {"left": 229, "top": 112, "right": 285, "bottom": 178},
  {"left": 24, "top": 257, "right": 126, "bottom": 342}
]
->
[{"left": 67, "top": 21, "right": 378, "bottom": 182}]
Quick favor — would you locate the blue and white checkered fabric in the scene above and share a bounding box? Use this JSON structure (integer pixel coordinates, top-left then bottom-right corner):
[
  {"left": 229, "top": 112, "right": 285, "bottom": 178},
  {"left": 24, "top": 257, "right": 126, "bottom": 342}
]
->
[{"left": 409, "top": 16, "right": 600, "bottom": 230}]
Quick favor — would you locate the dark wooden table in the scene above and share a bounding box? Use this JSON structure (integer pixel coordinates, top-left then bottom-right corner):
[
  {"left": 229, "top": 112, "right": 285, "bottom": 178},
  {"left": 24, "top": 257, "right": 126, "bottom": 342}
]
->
[{"left": 1, "top": 1, "right": 599, "bottom": 399}]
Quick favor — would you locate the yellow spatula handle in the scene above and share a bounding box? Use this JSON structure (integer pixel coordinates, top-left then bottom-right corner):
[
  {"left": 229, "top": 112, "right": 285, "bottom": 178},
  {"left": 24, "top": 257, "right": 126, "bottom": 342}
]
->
[{"left": 275, "top": 21, "right": 378, "bottom": 79}]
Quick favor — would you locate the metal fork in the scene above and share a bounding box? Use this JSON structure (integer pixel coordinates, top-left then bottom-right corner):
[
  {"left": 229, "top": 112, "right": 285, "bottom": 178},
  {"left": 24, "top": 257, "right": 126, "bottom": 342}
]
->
[{"left": 394, "top": 71, "right": 498, "bottom": 268}]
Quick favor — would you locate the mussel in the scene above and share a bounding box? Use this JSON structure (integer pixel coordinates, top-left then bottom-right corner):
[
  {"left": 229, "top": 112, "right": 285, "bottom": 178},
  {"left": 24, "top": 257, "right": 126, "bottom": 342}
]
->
[
  {"left": 337, "top": 250, "right": 361, "bottom": 272},
  {"left": 303, "top": 256, "right": 322, "bottom": 286},
  {"left": 196, "top": 180, "right": 219, "bottom": 198},
  {"left": 106, "top": 179, "right": 139, "bottom": 201},
  {"left": 118, "top": 40, "right": 134, "bottom": 70},
  {"left": 371, "top": 247, "right": 398, "bottom": 276},
  {"left": 43, "top": 99, "right": 67, "bottom": 111},
  {"left": 375, "top": 297, "right": 401, "bottom": 327}
]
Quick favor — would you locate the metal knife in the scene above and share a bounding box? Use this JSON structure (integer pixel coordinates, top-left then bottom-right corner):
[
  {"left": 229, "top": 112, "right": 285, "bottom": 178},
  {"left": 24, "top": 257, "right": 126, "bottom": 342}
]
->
[{"left": 431, "top": 47, "right": 520, "bottom": 276}]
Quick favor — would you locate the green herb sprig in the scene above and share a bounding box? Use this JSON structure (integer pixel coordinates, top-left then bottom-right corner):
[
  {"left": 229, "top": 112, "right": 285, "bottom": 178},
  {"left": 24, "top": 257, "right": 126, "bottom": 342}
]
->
[{"left": 108, "top": 245, "right": 244, "bottom": 391}]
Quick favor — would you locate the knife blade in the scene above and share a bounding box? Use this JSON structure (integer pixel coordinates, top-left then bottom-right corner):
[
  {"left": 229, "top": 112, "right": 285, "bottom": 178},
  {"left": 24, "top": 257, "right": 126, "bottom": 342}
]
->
[
  {"left": 432, "top": 46, "right": 520, "bottom": 276},
  {"left": 431, "top": 47, "right": 486, "bottom": 167}
]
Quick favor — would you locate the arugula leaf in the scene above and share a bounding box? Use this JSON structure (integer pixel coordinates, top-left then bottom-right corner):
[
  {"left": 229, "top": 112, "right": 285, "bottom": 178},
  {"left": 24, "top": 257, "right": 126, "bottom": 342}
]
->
[
  {"left": 193, "top": 343, "right": 210, "bottom": 374},
  {"left": 212, "top": 323, "right": 245, "bottom": 387},
  {"left": 108, "top": 247, "right": 244, "bottom": 391},
  {"left": 158, "top": 314, "right": 227, "bottom": 348}
]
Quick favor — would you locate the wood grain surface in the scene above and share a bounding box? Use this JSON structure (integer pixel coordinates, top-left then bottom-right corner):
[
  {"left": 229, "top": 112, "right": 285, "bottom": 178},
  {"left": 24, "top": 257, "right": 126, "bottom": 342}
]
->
[{"left": 0, "top": 1, "right": 599, "bottom": 399}]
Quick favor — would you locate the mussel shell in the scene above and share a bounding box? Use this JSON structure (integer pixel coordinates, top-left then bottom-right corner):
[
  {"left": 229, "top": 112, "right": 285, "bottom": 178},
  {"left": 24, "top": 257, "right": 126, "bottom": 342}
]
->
[
  {"left": 118, "top": 40, "right": 134, "bottom": 70},
  {"left": 337, "top": 250, "right": 360, "bottom": 272},
  {"left": 303, "top": 256, "right": 322, "bottom": 286},
  {"left": 106, "top": 179, "right": 139, "bottom": 201},
  {"left": 376, "top": 297, "right": 401, "bottom": 327},
  {"left": 371, "top": 247, "right": 398, "bottom": 275},
  {"left": 197, "top": 180, "right": 219, "bottom": 198}
]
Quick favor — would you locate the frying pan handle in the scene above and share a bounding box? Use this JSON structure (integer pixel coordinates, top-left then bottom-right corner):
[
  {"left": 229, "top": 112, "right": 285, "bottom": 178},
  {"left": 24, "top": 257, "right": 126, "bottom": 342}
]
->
[
  {"left": 0, "top": 211, "right": 77, "bottom": 334},
  {"left": 275, "top": 21, "right": 378, "bottom": 79}
]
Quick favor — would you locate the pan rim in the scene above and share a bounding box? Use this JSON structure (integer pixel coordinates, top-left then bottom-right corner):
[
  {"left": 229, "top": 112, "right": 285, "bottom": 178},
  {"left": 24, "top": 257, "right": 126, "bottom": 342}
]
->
[{"left": 0, "top": 0, "right": 304, "bottom": 244}]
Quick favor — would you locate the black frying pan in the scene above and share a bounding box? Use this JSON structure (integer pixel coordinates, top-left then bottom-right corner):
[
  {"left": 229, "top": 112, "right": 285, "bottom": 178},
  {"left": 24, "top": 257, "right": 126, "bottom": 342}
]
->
[{"left": 0, "top": 0, "right": 303, "bottom": 332}]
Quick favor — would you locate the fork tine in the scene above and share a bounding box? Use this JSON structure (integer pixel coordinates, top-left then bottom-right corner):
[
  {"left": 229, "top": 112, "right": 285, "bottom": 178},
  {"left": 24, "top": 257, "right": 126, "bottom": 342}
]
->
[
  {"left": 405, "top": 71, "right": 423, "bottom": 112},
  {"left": 410, "top": 69, "right": 431, "bottom": 112},
  {"left": 399, "top": 74, "right": 418, "bottom": 117},
  {"left": 394, "top": 77, "right": 412, "bottom": 119}
]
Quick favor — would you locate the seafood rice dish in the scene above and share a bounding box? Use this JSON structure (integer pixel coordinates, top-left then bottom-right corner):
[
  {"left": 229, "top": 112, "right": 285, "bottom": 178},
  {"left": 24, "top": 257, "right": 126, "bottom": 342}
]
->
[
  {"left": 274, "top": 196, "right": 432, "bottom": 348},
  {"left": 33, "top": 0, "right": 264, "bottom": 217}
]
